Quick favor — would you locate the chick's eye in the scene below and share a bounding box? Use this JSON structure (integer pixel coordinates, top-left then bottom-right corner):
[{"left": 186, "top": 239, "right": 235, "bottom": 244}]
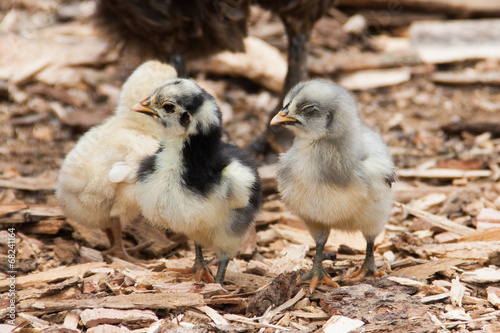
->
[
  {"left": 162, "top": 103, "right": 175, "bottom": 113},
  {"left": 301, "top": 105, "right": 316, "bottom": 113}
]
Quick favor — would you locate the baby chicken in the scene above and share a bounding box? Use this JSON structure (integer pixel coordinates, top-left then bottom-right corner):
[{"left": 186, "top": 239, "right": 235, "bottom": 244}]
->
[
  {"left": 132, "top": 78, "right": 261, "bottom": 284},
  {"left": 270, "top": 80, "right": 396, "bottom": 292},
  {"left": 56, "top": 61, "right": 177, "bottom": 262}
]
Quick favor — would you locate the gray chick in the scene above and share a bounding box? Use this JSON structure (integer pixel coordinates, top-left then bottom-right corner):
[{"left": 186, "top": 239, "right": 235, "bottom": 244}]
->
[
  {"left": 270, "top": 80, "right": 396, "bottom": 292},
  {"left": 133, "top": 78, "right": 261, "bottom": 284}
]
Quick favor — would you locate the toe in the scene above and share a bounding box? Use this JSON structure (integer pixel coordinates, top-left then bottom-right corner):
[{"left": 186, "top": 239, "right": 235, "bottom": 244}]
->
[
  {"left": 322, "top": 276, "right": 340, "bottom": 288},
  {"left": 308, "top": 275, "right": 319, "bottom": 294},
  {"left": 300, "top": 268, "right": 338, "bottom": 293},
  {"left": 194, "top": 268, "right": 215, "bottom": 283},
  {"left": 342, "top": 266, "right": 386, "bottom": 283}
]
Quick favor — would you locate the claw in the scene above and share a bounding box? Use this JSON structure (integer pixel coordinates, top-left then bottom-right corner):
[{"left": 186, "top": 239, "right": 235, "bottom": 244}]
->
[
  {"left": 309, "top": 275, "right": 319, "bottom": 293},
  {"left": 166, "top": 266, "right": 215, "bottom": 283},
  {"left": 299, "top": 267, "right": 339, "bottom": 293},
  {"left": 102, "top": 248, "right": 148, "bottom": 265},
  {"left": 103, "top": 218, "right": 148, "bottom": 264},
  {"left": 194, "top": 267, "right": 215, "bottom": 283},
  {"left": 342, "top": 266, "right": 386, "bottom": 284}
]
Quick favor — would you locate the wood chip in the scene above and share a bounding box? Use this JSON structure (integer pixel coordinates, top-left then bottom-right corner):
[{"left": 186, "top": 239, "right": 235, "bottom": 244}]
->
[
  {"left": 461, "top": 267, "right": 500, "bottom": 284},
  {"left": 477, "top": 208, "right": 500, "bottom": 224},
  {"left": 397, "top": 168, "right": 491, "bottom": 179},
  {"left": 421, "top": 292, "right": 450, "bottom": 304},
  {"left": 486, "top": 286, "right": 500, "bottom": 308},
  {"left": 195, "top": 306, "right": 229, "bottom": 326},
  {"left": 399, "top": 203, "right": 476, "bottom": 236},
  {"left": 153, "top": 281, "right": 227, "bottom": 296},
  {"left": 19, "top": 313, "right": 50, "bottom": 329},
  {"left": 441, "top": 307, "right": 472, "bottom": 321},
  {"left": 268, "top": 288, "right": 306, "bottom": 320},
  {"left": 450, "top": 277, "right": 466, "bottom": 307},
  {"left": 410, "top": 19, "right": 500, "bottom": 64},
  {"left": 289, "top": 310, "right": 330, "bottom": 319},
  {"left": 16, "top": 292, "right": 204, "bottom": 313},
  {"left": 0, "top": 174, "right": 57, "bottom": 191},
  {"left": 322, "top": 315, "right": 364, "bottom": 333},
  {"left": 223, "top": 314, "right": 291, "bottom": 331},
  {"left": 63, "top": 310, "right": 82, "bottom": 332},
  {"left": 0, "top": 203, "right": 64, "bottom": 223},
  {"left": 270, "top": 223, "right": 315, "bottom": 248},
  {"left": 22, "top": 219, "right": 65, "bottom": 235},
  {"left": 190, "top": 36, "right": 286, "bottom": 93},
  {"left": 270, "top": 244, "right": 309, "bottom": 275},
  {"left": 87, "top": 324, "right": 131, "bottom": 333},
  {"left": 80, "top": 308, "right": 158, "bottom": 328},
  {"left": 456, "top": 227, "right": 500, "bottom": 242},
  {"left": 387, "top": 276, "right": 425, "bottom": 288},
  {"left": 432, "top": 70, "right": 500, "bottom": 85},
  {"left": 338, "top": 67, "right": 412, "bottom": 91},
  {"left": 0, "top": 262, "right": 107, "bottom": 292},
  {"left": 0, "top": 325, "right": 16, "bottom": 333},
  {"left": 424, "top": 242, "right": 500, "bottom": 261},
  {"left": 337, "top": 0, "right": 500, "bottom": 16},
  {"left": 394, "top": 258, "right": 466, "bottom": 280}
]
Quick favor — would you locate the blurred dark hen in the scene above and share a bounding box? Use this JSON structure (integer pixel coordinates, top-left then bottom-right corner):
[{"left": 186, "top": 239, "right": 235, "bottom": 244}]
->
[
  {"left": 95, "top": 0, "right": 249, "bottom": 76},
  {"left": 256, "top": 0, "right": 335, "bottom": 93}
]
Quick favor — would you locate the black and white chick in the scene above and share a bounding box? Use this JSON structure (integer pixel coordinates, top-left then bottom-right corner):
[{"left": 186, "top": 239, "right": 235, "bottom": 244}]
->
[
  {"left": 270, "top": 80, "right": 396, "bottom": 293},
  {"left": 132, "top": 78, "right": 262, "bottom": 284},
  {"left": 56, "top": 61, "right": 177, "bottom": 262}
]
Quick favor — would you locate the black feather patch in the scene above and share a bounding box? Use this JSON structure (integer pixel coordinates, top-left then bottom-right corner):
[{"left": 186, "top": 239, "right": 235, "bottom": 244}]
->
[
  {"left": 230, "top": 176, "right": 262, "bottom": 236},
  {"left": 137, "top": 155, "right": 157, "bottom": 182},
  {"left": 215, "top": 144, "right": 262, "bottom": 236},
  {"left": 178, "top": 90, "right": 211, "bottom": 115},
  {"left": 181, "top": 123, "right": 224, "bottom": 195},
  {"left": 137, "top": 145, "right": 163, "bottom": 182}
]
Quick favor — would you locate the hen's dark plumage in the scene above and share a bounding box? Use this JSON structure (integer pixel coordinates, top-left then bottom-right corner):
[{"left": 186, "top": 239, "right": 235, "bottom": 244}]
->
[
  {"left": 95, "top": 0, "right": 249, "bottom": 75},
  {"left": 256, "top": 0, "right": 335, "bottom": 92}
]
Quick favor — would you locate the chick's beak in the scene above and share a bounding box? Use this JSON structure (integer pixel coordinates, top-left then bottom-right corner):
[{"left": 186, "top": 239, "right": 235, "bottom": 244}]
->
[
  {"left": 132, "top": 98, "right": 158, "bottom": 117},
  {"left": 270, "top": 110, "right": 300, "bottom": 126}
]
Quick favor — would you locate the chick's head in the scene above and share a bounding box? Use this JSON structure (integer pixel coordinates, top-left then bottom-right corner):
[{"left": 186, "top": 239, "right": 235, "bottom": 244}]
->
[
  {"left": 132, "top": 79, "right": 221, "bottom": 137},
  {"left": 271, "top": 80, "right": 359, "bottom": 141}
]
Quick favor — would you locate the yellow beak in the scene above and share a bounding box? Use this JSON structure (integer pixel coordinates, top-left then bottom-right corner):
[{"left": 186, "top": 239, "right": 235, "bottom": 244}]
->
[
  {"left": 270, "top": 111, "right": 299, "bottom": 126},
  {"left": 132, "top": 98, "right": 158, "bottom": 116}
]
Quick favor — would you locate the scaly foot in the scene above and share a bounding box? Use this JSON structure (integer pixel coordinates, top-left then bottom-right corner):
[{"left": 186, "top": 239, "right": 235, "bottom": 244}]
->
[
  {"left": 341, "top": 265, "right": 385, "bottom": 284},
  {"left": 102, "top": 247, "right": 148, "bottom": 265},
  {"left": 299, "top": 266, "right": 339, "bottom": 293},
  {"left": 165, "top": 267, "right": 215, "bottom": 283}
]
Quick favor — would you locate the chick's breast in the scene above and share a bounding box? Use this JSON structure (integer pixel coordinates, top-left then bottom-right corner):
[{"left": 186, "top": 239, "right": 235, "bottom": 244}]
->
[
  {"left": 277, "top": 139, "right": 392, "bottom": 237},
  {"left": 56, "top": 120, "right": 160, "bottom": 230}
]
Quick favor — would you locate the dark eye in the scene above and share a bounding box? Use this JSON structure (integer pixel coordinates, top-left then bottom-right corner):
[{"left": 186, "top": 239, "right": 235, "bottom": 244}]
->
[{"left": 163, "top": 103, "right": 175, "bottom": 113}]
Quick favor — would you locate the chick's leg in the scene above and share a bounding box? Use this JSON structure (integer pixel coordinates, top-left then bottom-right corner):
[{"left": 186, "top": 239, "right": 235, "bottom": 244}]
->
[
  {"left": 166, "top": 244, "right": 214, "bottom": 283},
  {"left": 102, "top": 217, "right": 138, "bottom": 263},
  {"left": 342, "top": 237, "right": 385, "bottom": 283},
  {"left": 300, "top": 222, "right": 339, "bottom": 293},
  {"left": 214, "top": 254, "right": 231, "bottom": 284},
  {"left": 193, "top": 244, "right": 215, "bottom": 283}
]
